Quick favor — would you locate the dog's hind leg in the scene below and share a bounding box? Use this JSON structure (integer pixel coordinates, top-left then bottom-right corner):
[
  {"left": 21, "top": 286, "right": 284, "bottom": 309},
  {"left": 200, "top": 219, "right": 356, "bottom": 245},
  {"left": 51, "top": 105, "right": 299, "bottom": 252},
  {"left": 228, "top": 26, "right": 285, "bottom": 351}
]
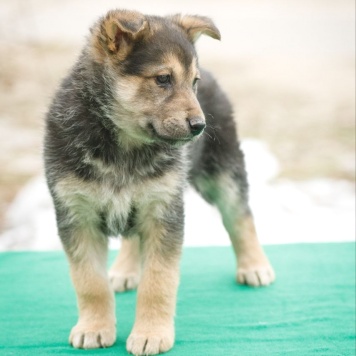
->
[
  {"left": 191, "top": 146, "right": 275, "bottom": 287},
  {"left": 109, "top": 236, "right": 141, "bottom": 292},
  {"left": 61, "top": 226, "right": 116, "bottom": 349},
  {"left": 193, "top": 68, "right": 275, "bottom": 286}
]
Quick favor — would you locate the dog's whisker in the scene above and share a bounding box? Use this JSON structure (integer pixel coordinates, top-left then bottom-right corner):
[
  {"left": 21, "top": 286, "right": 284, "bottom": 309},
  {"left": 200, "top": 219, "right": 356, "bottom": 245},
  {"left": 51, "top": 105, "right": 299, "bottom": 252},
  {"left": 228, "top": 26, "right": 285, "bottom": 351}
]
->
[
  {"left": 204, "top": 124, "right": 221, "bottom": 144},
  {"left": 203, "top": 131, "right": 214, "bottom": 140}
]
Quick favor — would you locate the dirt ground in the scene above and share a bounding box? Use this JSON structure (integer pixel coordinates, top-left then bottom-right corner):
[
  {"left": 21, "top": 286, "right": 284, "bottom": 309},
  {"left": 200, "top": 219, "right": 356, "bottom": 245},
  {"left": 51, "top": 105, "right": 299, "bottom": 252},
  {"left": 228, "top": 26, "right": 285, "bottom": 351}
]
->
[{"left": 0, "top": 0, "right": 354, "bottom": 229}]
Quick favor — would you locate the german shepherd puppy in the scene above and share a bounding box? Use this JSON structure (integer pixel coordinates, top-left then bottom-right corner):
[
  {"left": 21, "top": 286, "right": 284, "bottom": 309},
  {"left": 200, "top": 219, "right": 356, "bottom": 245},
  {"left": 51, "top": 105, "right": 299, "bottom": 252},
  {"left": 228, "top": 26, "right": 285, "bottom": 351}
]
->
[{"left": 44, "top": 9, "right": 275, "bottom": 355}]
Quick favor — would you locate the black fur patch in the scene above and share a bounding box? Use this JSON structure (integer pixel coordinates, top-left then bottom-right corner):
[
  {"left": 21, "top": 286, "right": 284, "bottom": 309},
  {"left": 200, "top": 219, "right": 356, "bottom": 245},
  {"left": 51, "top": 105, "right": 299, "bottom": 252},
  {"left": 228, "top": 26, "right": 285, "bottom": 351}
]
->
[
  {"left": 121, "top": 17, "right": 196, "bottom": 77},
  {"left": 122, "top": 205, "right": 137, "bottom": 236}
]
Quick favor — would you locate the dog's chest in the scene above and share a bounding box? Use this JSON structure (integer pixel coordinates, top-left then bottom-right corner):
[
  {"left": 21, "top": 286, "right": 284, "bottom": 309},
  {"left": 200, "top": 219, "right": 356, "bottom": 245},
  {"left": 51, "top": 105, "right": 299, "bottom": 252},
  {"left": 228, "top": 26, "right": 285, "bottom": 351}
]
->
[{"left": 55, "top": 164, "right": 183, "bottom": 237}]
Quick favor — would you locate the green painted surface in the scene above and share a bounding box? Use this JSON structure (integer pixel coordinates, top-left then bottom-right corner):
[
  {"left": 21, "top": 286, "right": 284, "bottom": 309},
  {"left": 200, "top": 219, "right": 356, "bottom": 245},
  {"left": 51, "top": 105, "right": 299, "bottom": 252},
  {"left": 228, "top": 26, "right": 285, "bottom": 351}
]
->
[{"left": 0, "top": 243, "right": 355, "bottom": 355}]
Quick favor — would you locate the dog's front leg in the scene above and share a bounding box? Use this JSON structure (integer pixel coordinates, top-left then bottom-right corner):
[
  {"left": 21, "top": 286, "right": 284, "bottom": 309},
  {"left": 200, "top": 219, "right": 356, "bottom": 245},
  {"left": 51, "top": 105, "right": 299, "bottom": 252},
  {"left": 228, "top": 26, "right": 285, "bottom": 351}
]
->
[
  {"left": 126, "top": 206, "right": 183, "bottom": 355},
  {"left": 109, "top": 236, "right": 141, "bottom": 292},
  {"left": 62, "top": 227, "right": 116, "bottom": 349}
]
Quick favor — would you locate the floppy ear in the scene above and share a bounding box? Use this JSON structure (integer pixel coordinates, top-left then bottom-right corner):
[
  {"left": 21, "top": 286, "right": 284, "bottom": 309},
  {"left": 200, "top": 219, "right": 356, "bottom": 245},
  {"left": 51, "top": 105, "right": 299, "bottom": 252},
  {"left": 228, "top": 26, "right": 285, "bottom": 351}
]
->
[
  {"left": 90, "top": 10, "right": 147, "bottom": 63},
  {"left": 170, "top": 14, "right": 221, "bottom": 43}
]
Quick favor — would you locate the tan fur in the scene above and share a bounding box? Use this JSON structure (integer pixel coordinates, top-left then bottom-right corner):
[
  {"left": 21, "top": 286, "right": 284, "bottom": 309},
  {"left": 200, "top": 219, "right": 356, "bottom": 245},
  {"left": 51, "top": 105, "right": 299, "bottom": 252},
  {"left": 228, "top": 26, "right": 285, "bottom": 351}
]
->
[
  {"left": 213, "top": 174, "right": 275, "bottom": 287},
  {"left": 54, "top": 168, "right": 184, "bottom": 233},
  {"left": 110, "top": 58, "right": 203, "bottom": 149},
  {"left": 67, "top": 228, "right": 116, "bottom": 349},
  {"left": 194, "top": 173, "right": 275, "bottom": 287},
  {"left": 55, "top": 175, "right": 131, "bottom": 231},
  {"left": 90, "top": 10, "right": 148, "bottom": 63},
  {"left": 170, "top": 14, "right": 221, "bottom": 42},
  {"left": 113, "top": 75, "right": 155, "bottom": 148},
  {"left": 106, "top": 48, "right": 203, "bottom": 149},
  {"left": 233, "top": 215, "right": 275, "bottom": 287},
  {"left": 163, "top": 53, "right": 185, "bottom": 79},
  {"left": 55, "top": 159, "right": 185, "bottom": 353},
  {"left": 109, "top": 237, "right": 141, "bottom": 292},
  {"left": 127, "top": 223, "right": 181, "bottom": 355}
]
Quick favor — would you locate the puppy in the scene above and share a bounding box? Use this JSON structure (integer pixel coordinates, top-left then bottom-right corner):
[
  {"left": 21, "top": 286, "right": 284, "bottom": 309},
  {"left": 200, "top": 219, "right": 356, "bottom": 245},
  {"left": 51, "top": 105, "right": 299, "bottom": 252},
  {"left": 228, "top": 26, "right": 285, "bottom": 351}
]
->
[{"left": 44, "top": 9, "right": 275, "bottom": 355}]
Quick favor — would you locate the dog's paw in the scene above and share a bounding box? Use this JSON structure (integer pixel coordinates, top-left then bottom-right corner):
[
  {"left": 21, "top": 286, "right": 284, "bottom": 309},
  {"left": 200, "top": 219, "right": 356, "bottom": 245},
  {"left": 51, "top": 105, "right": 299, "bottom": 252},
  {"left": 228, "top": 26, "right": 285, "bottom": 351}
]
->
[
  {"left": 237, "top": 263, "right": 275, "bottom": 287},
  {"left": 109, "top": 270, "right": 140, "bottom": 292},
  {"left": 69, "top": 322, "right": 116, "bottom": 349},
  {"left": 126, "top": 327, "right": 174, "bottom": 355}
]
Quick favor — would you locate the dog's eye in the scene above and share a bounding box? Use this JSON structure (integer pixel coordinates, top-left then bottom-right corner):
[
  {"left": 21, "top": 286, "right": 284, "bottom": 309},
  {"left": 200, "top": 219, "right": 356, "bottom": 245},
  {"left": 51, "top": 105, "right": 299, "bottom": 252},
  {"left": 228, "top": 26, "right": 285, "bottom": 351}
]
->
[
  {"left": 156, "top": 75, "right": 171, "bottom": 86},
  {"left": 193, "top": 78, "right": 200, "bottom": 87}
]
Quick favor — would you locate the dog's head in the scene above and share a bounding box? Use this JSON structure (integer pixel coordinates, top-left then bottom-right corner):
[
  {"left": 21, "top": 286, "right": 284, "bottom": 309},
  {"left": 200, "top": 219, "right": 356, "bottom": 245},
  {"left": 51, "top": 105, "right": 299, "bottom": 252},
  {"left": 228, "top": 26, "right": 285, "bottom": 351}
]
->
[{"left": 89, "top": 10, "right": 220, "bottom": 146}]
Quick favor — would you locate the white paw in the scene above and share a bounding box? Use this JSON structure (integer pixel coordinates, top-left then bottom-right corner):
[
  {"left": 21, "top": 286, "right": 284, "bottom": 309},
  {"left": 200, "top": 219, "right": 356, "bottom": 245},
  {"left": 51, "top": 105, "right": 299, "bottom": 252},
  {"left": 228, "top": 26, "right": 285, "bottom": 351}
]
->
[
  {"left": 69, "top": 322, "right": 116, "bottom": 349},
  {"left": 126, "top": 328, "right": 174, "bottom": 355},
  {"left": 109, "top": 270, "right": 140, "bottom": 293},
  {"left": 237, "top": 264, "right": 276, "bottom": 287}
]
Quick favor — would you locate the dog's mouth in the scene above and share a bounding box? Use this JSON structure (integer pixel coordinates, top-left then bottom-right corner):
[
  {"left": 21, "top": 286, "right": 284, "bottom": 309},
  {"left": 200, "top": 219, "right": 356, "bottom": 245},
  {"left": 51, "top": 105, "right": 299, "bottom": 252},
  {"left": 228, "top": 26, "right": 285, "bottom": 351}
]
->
[{"left": 147, "top": 123, "right": 193, "bottom": 145}]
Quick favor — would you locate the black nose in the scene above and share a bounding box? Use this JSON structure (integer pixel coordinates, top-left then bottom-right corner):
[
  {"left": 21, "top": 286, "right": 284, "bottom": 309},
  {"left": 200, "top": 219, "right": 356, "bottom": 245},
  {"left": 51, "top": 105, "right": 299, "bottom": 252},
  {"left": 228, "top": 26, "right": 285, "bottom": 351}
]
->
[{"left": 188, "top": 117, "right": 206, "bottom": 136}]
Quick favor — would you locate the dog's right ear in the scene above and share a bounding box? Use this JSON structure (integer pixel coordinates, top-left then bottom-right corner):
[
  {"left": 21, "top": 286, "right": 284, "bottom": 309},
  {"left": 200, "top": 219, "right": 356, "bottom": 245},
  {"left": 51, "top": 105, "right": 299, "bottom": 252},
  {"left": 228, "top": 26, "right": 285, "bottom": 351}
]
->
[{"left": 90, "top": 10, "right": 147, "bottom": 63}]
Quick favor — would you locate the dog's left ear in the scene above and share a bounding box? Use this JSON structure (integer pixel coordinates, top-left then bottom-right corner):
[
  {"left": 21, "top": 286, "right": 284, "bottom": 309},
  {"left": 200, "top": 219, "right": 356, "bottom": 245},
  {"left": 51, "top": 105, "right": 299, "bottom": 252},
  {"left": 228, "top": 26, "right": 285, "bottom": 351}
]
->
[{"left": 170, "top": 14, "right": 221, "bottom": 42}]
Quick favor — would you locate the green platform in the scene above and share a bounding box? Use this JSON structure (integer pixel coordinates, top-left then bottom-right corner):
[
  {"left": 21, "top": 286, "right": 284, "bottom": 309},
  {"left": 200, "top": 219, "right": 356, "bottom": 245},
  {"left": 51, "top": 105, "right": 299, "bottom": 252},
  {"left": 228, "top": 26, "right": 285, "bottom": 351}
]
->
[{"left": 0, "top": 243, "right": 355, "bottom": 355}]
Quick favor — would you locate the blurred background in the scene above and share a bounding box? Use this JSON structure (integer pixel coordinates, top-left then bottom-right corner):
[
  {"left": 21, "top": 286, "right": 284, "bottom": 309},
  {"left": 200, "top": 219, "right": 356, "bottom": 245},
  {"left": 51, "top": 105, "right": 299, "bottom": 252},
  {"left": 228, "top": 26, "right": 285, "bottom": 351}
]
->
[{"left": 0, "top": 0, "right": 354, "bottom": 250}]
